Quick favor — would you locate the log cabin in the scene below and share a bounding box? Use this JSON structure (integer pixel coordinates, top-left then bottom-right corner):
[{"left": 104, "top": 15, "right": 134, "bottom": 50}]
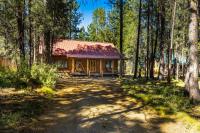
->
[{"left": 40, "top": 39, "right": 122, "bottom": 76}]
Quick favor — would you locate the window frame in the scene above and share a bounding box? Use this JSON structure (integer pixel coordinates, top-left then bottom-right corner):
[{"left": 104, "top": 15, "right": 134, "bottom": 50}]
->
[
  {"left": 105, "top": 60, "right": 112, "bottom": 72},
  {"left": 55, "top": 59, "right": 67, "bottom": 69}
]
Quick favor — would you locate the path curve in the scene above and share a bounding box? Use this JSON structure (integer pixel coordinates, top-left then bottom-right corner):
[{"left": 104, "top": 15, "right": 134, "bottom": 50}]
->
[{"left": 22, "top": 78, "right": 199, "bottom": 133}]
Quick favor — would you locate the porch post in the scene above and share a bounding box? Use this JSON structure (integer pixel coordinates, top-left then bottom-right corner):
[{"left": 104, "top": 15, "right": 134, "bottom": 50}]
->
[
  {"left": 100, "top": 59, "right": 103, "bottom": 77},
  {"left": 72, "top": 58, "right": 75, "bottom": 73},
  {"left": 87, "top": 59, "right": 89, "bottom": 75},
  {"left": 112, "top": 60, "right": 115, "bottom": 74}
]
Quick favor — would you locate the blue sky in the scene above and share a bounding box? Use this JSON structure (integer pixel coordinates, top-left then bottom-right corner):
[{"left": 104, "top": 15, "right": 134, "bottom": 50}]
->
[{"left": 78, "top": 0, "right": 110, "bottom": 29}]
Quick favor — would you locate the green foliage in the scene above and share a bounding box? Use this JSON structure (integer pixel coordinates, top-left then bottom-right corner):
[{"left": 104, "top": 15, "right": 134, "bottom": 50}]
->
[
  {"left": 37, "top": 86, "right": 56, "bottom": 97},
  {"left": 14, "top": 63, "right": 31, "bottom": 88},
  {"left": 0, "top": 65, "right": 30, "bottom": 88},
  {"left": 0, "top": 0, "right": 82, "bottom": 66},
  {"left": 0, "top": 112, "right": 22, "bottom": 127},
  {"left": 122, "top": 79, "right": 192, "bottom": 115},
  {"left": 77, "top": 27, "right": 89, "bottom": 40},
  {"left": 0, "top": 67, "right": 15, "bottom": 87},
  {"left": 0, "top": 68, "right": 11, "bottom": 86},
  {"left": 176, "top": 112, "right": 200, "bottom": 131},
  {"left": 0, "top": 94, "right": 50, "bottom": 128},
  {"left": 86, "top": 0, "right": 138, "bottom": 58},
  {"left": 87, "top": 8, "right": 107, "bottom": 42},
  {"left": 31, "top": 63, "right": 58, "bottom": 88},
  {"left": 0, "top": 63, "right": 58, "bottom": 89}
]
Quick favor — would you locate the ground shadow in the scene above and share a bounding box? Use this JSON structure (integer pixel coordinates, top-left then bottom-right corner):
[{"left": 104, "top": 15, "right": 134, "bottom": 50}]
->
[{"left": 2, "top": 77, "right": 176, "bottom": 133}]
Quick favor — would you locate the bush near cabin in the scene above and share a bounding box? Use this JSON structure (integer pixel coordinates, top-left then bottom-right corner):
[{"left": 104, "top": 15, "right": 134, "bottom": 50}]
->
[
  {"left": 0, "top": 63, "right": 58, "bottom": 89},
  {"left": 31, "top": 63, "right": 58, "bottom": 88},
  {"left": 0, "top": 63, "right": 58, "bottom": 129}
]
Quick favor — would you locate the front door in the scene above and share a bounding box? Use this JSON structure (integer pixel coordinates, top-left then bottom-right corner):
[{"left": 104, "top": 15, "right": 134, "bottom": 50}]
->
[
  {"left": 75, "top": 59, "right": 86, "bottom": 73},
  {"left": 89, "top": 60, "right": 97, "bottom": 73}
]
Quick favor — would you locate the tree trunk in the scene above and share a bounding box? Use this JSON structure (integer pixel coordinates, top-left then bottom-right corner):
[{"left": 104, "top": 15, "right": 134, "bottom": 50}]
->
[
  {"left": 146, "top": 0, "right": 151, "bottom": 80},
  {"left": 119, "top": 0, "right": 124, "bottom": 77},
  {"left": 158, "top": 1, "right": 165, "bottom": 80},
  {"left": 33, "top": 25, "right": 36, "bottom": 63},
  {"left": 50, "top": 32, "right": 54, "bottom": 63},
  {"left": 168, "top": 1, "right": 177, "bottom": 83},
  {"left": 16, "top": 1, "right": 25, "bottom": 63},
  {"left": 150, "top": 5, "right": 159, "bottom": 79},
  {"left": 44, "top": 30, "right": 51, "bottom": 63},
  {"left": 185, "top": 0, "right": 200, "bottom": 101},
  {"left": 134, "top": 0, "right": 142, "bottom": 78},
  {"left": 175, "top": 41, "right": 179, "bottom": 80},
  {"left": 182, "top": 48, "right": 184, "bottom": 78},
  {"left": 176, "top": 60, "right": 179, "bottom": 80},
  {"left": 29, "top": 0, "right": 32, "bottom": 67}
]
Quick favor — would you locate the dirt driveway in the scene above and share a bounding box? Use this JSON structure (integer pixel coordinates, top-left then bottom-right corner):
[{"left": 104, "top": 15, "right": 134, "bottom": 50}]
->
[{"left": 23, "top": 77, "right": 199, "bottom": 133}]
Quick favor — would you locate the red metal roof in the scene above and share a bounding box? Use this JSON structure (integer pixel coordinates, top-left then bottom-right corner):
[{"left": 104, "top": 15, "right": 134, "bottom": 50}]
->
[{"left": 53, "top": 40, "right": 121, "bottom": 59}]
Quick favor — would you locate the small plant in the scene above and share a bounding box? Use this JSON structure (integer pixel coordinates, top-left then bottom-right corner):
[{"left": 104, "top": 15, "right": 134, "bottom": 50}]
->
[
  {"left": 37, "top": 86, "right": 56, "bottom": 96},
  {"left": 0, "top": 112, "right": 22, "bottom": 127},
  {"left": 0, "top": 63, "right": 31, "bottom": 88},
  {"left": 122, "top": 79, "right": 192, "bottom": 115},
  {"left": 14, "top": 63, "right": 31, "bottom": 88},
  {"left": 0, "top": 67, "right": 16, "bottom": 87},
  {"left": 31, "top": 63, "right": 58, "bottom": 88}
]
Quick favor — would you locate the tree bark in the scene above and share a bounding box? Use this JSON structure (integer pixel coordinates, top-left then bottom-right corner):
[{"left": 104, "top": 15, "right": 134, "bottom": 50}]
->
[
  {"left": 29, "top": 0, "right": 32, "bottom": 67},
  {"left": 44, "top": 30, "right": 51, "bottom": 63},
  {"left": 33, "top": 27, "right": 36, "bottom": 63},
  {"left": 176, "top": 59, "right": 179, "bottom": 80},
  {"left": 150, "top": 3, "right": 159, "bottom": 79},
  {"left": 185, "top": 0, "right": 200, "bottom": 101},
  {"left": 134, "top": 0, "right": 142, "bottom": 78},
  {"left": 119, "top": 0, "right": 124, "bottom": 77},
  {"left": 168, "top": 1, "right": 177, "bottom": 83},
  {"left": 158, "top": 0, "right": 166, "bottom": 80},
  {"left": 16, "top": 1, "right": 25, "bottom": 63},
  {"left": 146, "top": 0, "right": 150, "bottom": 80},
  {"left": 182, "top": 48, "right": 184, "bottom": 78}
]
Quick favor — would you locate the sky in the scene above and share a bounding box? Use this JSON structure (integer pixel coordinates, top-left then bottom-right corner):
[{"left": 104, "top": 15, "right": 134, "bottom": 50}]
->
[{"left": 77, "top": 0, "right": 110, "bottom": 29}]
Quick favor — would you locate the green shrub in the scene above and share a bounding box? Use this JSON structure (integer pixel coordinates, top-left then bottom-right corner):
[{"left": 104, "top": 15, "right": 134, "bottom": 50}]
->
[
  {"left": 0, "top": 64, "right": 31, "bottom": 88},
  {"left": 37, "top": 86, "right": 56, "bottom": 97},
  {"left": 0, "top": 67, "right": 16, "bottom": 87},
  {"left": 122, "top": 79, "right": 192, "bottom": 115},
  {"left": 0, "top": 112, "right": 22, "bottom": 127},
  {"left": 31, "top": 63, "right": 58, "bottom": 88},
  {"left": 14, "top": 63, "right": 31, "bottom": 88},
  {"left": 0, "top": 63, "right": 58, "bottom": 88}
]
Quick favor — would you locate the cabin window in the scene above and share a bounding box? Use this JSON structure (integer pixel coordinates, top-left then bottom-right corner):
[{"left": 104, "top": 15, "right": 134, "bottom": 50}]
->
[
  {"left": 55, "top": 60, "right": 67, "bottom": 68},
  {"left": 76, "top": 61, "right": 85, "bottom": 72},
  {"left": 105, "top": 60, "right": 112, "bottom": 71}
]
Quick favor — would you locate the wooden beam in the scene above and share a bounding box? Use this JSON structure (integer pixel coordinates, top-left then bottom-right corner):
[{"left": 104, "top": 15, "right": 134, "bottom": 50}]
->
[
  {"left": 100, "top": 59, "right": 103, "bottom": 77},
  {"left": 87, "top": 59, "right": 89, "bottom": 75},
  {"left": 112, "top": 60, "right": 115, "bottom": 74},
  {"left": 72, "top": 58, "right": 75, "bottom": 73}
]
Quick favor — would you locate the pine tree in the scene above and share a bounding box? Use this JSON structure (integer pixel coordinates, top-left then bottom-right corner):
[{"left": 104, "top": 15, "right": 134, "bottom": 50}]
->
[{"left": 185, "top": 0, "right": 200, "bottom": 101}]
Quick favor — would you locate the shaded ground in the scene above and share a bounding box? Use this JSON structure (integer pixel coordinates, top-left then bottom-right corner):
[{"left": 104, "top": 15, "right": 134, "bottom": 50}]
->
[
  {"left": 0, "top": 88, "right": 51, "bottom": 133},
  {"left": 0, "top": 78, "right": 197, "bottom": 133},
  {"left": 2, "top": 77, "right": 199, "bottom": 133}
]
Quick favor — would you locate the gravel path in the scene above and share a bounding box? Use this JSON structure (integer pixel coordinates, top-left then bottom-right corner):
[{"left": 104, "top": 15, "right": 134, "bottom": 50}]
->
[{"left": 22, "top": 78, "right": 199, "bottom": 133}]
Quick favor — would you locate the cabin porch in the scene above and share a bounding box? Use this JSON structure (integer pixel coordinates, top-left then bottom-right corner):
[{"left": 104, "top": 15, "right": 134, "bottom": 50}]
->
[{"left": 53, "top": 57, "right": 119, "bottom": 76}]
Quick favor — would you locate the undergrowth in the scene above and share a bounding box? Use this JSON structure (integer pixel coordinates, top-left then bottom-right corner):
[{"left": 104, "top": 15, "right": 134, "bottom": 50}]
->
[
  {"left": 0, "top": 93, "right": 51, "bottom": 129},
  {"left": 122, "top": 78, "right": 200, "bottom": 130},
  {"left": 122, "top": 78, "right": 199, "bottom": 115}
]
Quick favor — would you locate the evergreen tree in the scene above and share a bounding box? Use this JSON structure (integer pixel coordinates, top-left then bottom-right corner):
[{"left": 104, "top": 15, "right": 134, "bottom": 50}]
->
[
  {"left": 0, "top": 0, "right": 82, "bottom": 66},
  {"left": 87, "top": 8, "right": 107, "bottom": 42}
]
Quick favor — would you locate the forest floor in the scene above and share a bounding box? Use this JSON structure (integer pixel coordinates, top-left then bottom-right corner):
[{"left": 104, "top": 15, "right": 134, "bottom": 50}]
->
[{"left": 1, "top": 77, "right": 200, "bottom": 133}]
